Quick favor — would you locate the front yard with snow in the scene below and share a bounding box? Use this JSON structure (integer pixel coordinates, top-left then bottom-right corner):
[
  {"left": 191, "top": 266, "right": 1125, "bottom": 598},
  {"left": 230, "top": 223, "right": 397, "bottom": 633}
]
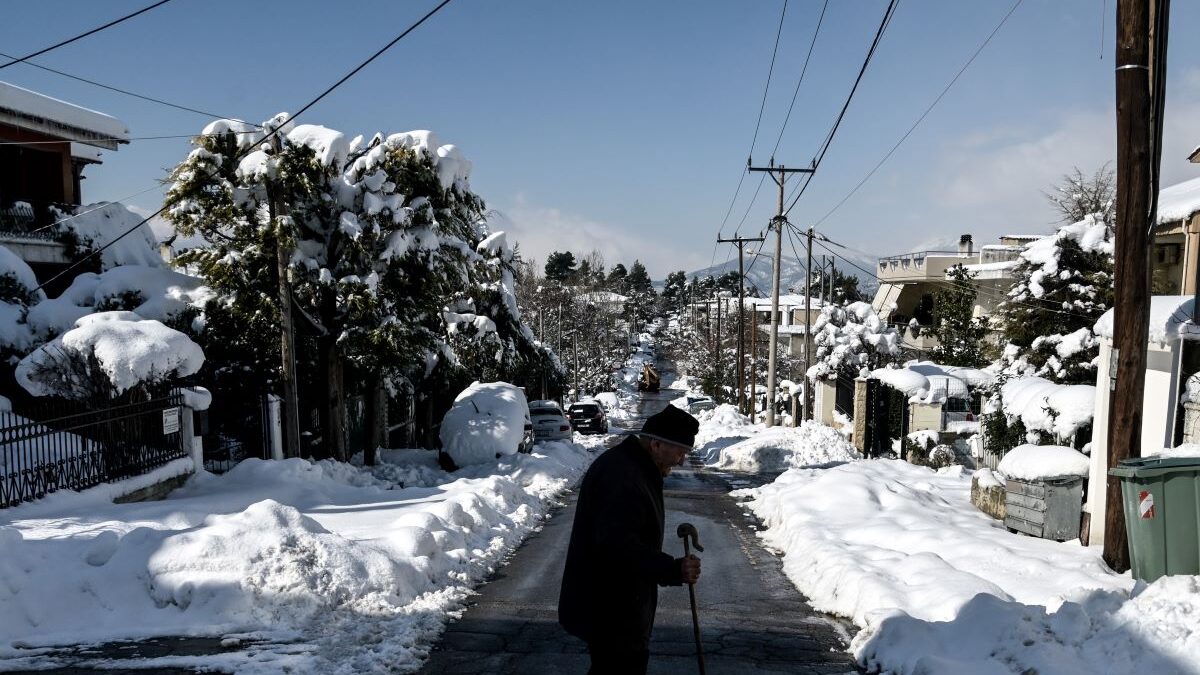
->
[
  {"left": 0, "top": 436, "right": 606, "bottom": 673},
  {"left": 687, "top": 405, "right": 1199, "bottom": 674}
]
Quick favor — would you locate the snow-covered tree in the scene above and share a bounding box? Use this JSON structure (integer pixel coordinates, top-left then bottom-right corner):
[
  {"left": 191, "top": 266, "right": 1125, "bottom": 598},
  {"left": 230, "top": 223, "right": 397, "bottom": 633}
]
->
[
  {"left": 927, "top": 265, "right": 989, "bottom": 367},
  {"left": 995, "top": 216, "right": 1112, "bottom": 384},
  {"left": 806, "top": 302, "right": 899, "bottom": 380},
  {"left": 163, "top": 116, "right": 548, "bottom": 458}
]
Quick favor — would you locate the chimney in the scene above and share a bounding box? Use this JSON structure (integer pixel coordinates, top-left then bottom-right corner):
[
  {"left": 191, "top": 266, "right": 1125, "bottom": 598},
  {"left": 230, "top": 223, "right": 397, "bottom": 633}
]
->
[{"left": 958, "top": 234, "right": 973, "bottom": 256}]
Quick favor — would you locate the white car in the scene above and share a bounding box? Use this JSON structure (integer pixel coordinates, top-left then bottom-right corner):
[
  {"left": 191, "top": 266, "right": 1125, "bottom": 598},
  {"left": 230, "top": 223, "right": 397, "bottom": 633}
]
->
[
  {"left": 529, "top": 400, "right": 573, "bottom": 441},
  {"left": 439, "top": 382, "right": 534, "bottom": 469}
]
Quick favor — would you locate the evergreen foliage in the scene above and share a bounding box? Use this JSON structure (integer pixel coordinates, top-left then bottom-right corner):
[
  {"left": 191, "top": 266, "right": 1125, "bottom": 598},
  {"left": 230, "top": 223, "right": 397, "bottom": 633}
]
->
[{"left": 927, "top": 265, "right": 989, "bottom": 367}]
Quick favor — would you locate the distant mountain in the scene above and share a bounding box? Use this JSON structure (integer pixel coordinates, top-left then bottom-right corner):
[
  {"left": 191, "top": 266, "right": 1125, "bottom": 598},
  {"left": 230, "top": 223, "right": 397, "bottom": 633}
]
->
[{"left": 682, "top": 247, "right": 879, "bottom": 298}]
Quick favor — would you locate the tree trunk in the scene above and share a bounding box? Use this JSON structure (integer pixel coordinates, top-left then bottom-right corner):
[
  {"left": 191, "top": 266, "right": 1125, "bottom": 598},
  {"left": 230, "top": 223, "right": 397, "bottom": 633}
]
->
[
  {"left": 363, "top": 375, "right": 386, "bottom": 466},
  {"left": 322, "top": 337, "right": 348, "bottom": 462}
]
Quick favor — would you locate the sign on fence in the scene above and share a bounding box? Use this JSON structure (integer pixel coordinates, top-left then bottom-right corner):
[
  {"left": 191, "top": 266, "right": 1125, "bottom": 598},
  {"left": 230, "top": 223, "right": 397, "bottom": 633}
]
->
[{"left": 162, "top": 407, "right": 181, "bottom": 435}]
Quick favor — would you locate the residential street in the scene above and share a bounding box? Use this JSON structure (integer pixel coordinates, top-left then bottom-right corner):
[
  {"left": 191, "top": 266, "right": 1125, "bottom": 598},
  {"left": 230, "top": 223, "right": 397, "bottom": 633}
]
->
[{"left": 419, "top": 370, "right": 861, "bottom": 675}]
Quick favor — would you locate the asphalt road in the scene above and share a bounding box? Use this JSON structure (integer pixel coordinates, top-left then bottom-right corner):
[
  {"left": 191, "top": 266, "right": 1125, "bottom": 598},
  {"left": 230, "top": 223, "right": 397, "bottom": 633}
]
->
[{"left": 418, "top": 372, "right": 862, "bottom": 675}]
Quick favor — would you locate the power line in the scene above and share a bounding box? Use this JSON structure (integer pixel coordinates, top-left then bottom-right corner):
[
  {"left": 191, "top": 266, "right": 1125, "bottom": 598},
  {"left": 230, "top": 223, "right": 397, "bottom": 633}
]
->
[
  {"left": 749, "top": 0, "right": 790, "bottom": 158},
  {"left": 808, "top": 231, "right": 1097, "bottom": 321},
  {"left": 0, "top": 50, "right": 258, "bottom": 125},
  {"left": 810, "top": 0, "right": 1024, "bottom": 229},
  {"left": 31, "top": 0, "right": 455, "bottom": 295},
  {"left": 0, "top": 132, "right": 257, "bottom": 146},
  {"left": 784, "top": 0, "right": 899, "bottom": 216},
  {"left": 768, "top": 0, "right": 830, "bottom": 159},
  {"left": 0, "top": 0, "right": 177, "bottom": 70}
]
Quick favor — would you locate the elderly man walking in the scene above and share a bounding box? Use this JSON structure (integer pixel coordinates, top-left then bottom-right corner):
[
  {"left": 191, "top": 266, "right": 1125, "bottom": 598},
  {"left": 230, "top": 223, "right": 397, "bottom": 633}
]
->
[{"left": 558, "top": 405, "right": 703, "bottom": 674}]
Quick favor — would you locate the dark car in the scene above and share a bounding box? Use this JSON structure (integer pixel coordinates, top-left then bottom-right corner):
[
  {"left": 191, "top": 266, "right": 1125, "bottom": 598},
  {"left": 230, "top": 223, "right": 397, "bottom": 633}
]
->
[{"left": 567, "top": 401, "right": 609, "bottom": 435}]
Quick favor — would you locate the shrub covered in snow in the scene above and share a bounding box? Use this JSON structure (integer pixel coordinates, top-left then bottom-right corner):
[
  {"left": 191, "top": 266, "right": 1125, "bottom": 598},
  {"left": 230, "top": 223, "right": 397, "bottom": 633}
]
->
[
  {"left": 807, "top": 301, "right": 899, "bottom": 380},
  {"left": 16, "top": 312, "right": 204, "bottom": 399}
]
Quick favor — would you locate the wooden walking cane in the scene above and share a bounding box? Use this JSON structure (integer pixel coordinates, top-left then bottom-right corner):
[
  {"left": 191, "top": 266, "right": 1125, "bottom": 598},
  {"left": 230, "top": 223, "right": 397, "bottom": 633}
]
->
[{"left": 676, "top": 523, "right": 706, "bottom": 675}]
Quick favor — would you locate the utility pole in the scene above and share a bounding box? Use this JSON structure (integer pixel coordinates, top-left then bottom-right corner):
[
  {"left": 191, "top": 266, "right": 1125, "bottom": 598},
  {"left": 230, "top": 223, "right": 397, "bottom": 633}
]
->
[
  {"left": 268, "top": 135, "right": 301, "bottom": 460},
  {"left": 829, "top": 257, "right": 837, "bottom": 304},
  {"left": 804, "top": 226, "right": 815, "bottom": 423},
  {"left": 716, "top": 292, "right": 725, "bottom": 400},
  {"left": 572, "top": 331, "right": 579, "bottom": 402},
  {"left": 718, "top": 234, "right": 764, "bottom": 414},
  {"left": 749, "top": 161, "right": 814, "bottom": 426},
  {"left": 1105, "top": 0, "right": 1165, "bottom": 572},
  {"left": 750, "top": 305, "right": 758, "bottom": 420}
]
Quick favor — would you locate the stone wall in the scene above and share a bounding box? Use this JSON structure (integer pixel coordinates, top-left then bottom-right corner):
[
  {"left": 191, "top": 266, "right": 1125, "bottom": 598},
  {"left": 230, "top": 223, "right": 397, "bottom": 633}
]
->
[{"left": 970, "top": 475, "right": 1006, "bottom": 521}]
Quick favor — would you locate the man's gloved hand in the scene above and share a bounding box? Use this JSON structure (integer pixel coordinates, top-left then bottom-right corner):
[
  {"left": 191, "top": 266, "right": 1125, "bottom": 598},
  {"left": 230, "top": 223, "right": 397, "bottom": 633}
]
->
[{"left": 679, "top": 553, "right": 701, "bottom": 584}]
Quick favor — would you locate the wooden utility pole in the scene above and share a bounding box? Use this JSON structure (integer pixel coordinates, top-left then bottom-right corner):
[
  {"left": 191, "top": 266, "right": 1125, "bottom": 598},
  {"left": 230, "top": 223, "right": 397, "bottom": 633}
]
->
[
  {"left": 718, "top": 235, "right": 764, "bottom": 414},
  {"left": 1104, "top": 0, "right": 1163, "bottom": 572},
  {"left": 716, "top": 293, "right": 724, "bottom": 397},
  {"left": 803, "top": 226, "right": 814, "bottom": 424},
  {"left": 749, "top": 162, "right": 814, "bottom": 426},
  {"left": 268, "top": 136, "right": 301, "bottom": 460},
  {"left": 750, "top": 305, "right": 759, "bottom": 420}
]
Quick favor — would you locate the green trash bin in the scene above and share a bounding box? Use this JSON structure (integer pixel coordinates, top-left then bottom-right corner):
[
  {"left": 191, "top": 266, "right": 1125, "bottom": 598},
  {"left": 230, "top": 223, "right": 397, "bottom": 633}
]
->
[{"left": 1109, "top": 456, "right": 1200, "bottom": 582}]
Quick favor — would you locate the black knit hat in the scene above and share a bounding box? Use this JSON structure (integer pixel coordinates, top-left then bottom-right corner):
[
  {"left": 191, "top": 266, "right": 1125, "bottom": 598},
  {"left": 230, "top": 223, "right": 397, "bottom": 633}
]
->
[{"left": 640, "top": 405, "right": 700, "bottom": 449}]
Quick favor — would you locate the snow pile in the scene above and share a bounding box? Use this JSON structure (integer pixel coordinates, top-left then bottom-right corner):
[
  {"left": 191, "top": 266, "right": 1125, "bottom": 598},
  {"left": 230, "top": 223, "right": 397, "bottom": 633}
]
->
[
  {"left": 733, "top": 460, "right": 1182, "bottom": 674},
  {"left": 1000, "top": 377, "right": 1096, "bottom": 441},
  {"left": 1147, "top": 444, "right": 1200, "bottom": 459},
  {"left": 972, "top": 467, "right": 1004, "bottom": 489},
  {"left": 16, "top": 312, "right": 205, "bottom": 397},
  {"left": 713, "top": 421, "right": 860, "bottom": 472},
  {"left": 693, "top": 404, "right": 761, "bottom": 463},
  {"left": 996, "top": 444, "right": 1090, "bottom": 480},
  {"left": 0, "top": 441, "right": 599, "bottom": 673},
  {"left": 1095, "top": 295, "right": 1200, "bottom": 346},
  {"left": 439, "top": 381, "right": 530, "bottom": 466}
]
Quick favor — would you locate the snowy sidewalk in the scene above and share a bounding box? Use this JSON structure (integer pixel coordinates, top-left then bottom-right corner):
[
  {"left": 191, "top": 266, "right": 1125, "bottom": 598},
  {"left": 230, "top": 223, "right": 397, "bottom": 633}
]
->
[
  {"left": 0, "top": 437, "right": 605, "bottom": 673},
  {"left": 733, "top": 452, "right": 1199, "bottom": 674}
]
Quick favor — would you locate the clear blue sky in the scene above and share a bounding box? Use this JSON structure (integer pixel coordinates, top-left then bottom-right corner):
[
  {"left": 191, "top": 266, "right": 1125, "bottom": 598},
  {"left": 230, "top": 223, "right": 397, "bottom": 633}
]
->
[{"left": 4, "top": 0, "right": 1200, "bottom": 278}]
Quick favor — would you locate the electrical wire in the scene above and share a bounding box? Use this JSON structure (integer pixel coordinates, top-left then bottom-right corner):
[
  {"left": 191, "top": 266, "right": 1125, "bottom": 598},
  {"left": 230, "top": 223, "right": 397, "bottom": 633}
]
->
[
  {"left": 0, "top": 0, "right": 177, "bottom": 70},
  {"left": 0, "top": 132, "right": 257, "bottom": 146},
  {"left": 809, "top": 0, "right": 1023, "bottom": 229},
  {"left": 768, "top": 0, "right": 829, "bottom": 160},
  {"left": 784, "top": 0, "right": 899, "bottom": 216},
  {"left": 0, "top": 50, "right": 259, "bottom": 126},
  {"left": 749, "top": 0, "right": 790, "bottom": 158},
  {"left": 30, "top": 0, "right": 455, "bottom": 295}
]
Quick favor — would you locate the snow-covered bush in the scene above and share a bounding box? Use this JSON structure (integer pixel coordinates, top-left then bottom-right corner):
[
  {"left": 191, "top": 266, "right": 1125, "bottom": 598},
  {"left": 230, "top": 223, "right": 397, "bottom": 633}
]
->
[
  {"left": 16, "top": 312, "right": 205, "bottom": 400},
  {"left": 807, "top": 301, "right": 898, "bottom": 380}
]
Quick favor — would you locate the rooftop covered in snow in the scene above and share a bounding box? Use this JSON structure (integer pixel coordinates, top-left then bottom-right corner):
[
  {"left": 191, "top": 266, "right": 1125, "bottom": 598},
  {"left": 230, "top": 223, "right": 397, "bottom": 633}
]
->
[
  {"left": 1156, "top": 175, "right": 1200, "bottom": 225},
  {"left": 0, "top": 81, "right": 129, "bottom": 150},
  {"left": 1094, "top": 294, "right": 1200, "bottom": 346}
]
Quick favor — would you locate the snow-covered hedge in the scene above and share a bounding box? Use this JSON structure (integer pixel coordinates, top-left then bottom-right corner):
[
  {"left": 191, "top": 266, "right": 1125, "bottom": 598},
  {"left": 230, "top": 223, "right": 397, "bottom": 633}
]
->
[{"left": 998, "top": 377, "right": 1095, "bottom": 442}]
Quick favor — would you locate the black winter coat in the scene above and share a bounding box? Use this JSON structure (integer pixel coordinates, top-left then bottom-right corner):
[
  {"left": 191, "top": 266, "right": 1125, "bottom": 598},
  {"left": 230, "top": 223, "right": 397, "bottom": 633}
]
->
[{"left": 558, "top": 435, "right": 683, "bottom": 648}]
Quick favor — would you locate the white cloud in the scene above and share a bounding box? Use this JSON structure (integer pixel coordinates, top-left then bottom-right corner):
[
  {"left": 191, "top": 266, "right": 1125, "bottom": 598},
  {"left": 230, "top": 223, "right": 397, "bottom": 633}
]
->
[{"left": 489, "top": 195, "right": 708, "bottom": 278}]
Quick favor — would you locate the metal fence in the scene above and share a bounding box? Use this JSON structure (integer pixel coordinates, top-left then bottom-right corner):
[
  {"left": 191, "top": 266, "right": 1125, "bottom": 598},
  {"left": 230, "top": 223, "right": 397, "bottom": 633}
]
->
[
  {"left": 0, "top": 391, "right": 186, "bottom": 508},
  {"left": 203, "top": 393, "right": 272, "bottom": 473}
]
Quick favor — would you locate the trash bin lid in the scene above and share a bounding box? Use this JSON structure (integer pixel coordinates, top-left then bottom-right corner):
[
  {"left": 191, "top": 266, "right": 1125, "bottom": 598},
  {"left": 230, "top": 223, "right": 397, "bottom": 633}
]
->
[{"left": 1109, "top": 455, "right": 1200, "bottom": 478}]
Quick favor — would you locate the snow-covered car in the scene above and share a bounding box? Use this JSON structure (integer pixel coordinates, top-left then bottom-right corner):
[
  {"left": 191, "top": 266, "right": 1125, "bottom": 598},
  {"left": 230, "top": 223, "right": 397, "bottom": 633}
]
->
[
  {"left": 529, "top": 400, "right": 572, "bottom": 441},
  {"left": 439, "top": 382, "right": 534, "bottom": 469},
  {"left": 685, "top": 395, "right": 716, "bottom": 415},
  {"left": 567, "top": 400, "right": 609, "bottom": 434}
]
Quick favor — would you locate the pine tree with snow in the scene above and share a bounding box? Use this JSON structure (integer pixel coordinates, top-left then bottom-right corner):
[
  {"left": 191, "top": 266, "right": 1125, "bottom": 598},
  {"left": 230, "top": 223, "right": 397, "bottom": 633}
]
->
[
  {"left": 995, "top": 216, "right": 1112, "bottom": 384},
  {"left": 927, "top": 265, "right": 989, "bottom": 367}
]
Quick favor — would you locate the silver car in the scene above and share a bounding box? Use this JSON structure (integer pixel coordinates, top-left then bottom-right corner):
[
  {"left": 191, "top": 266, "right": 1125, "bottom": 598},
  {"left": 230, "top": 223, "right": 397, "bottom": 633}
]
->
[{"left": 529, "top": 400, "right": 573, "bottom": 441}]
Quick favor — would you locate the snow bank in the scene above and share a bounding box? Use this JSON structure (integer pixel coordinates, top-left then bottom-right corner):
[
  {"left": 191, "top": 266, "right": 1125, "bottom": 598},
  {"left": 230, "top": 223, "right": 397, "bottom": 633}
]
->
[
  {"left": 734, "top": 460, "right": 1174, "bottom": 674},
  {"left": 996, "top": 444, "right": 1090, "bottom": 480},
  {"left": 0, "top": 441, "right": 599, "bottom": 673},
  {"left": 713, "top": 421, "right": 860, "bottom": 472},
  {"left": 438, "top": 381, "right": 530, "bottom": 466}
]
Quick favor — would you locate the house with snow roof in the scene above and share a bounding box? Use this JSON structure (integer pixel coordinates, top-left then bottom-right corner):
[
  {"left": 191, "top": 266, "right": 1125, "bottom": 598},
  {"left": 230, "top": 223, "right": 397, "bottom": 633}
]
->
[
  {"left": 0, "top": 81, "right": 129, "bottom": 291},
  {"left": 1150, "top": 170, "right": 1200, "bottom": 295},
  {"left": 870, "top": 234, "right": 1030, "bottom": 353}
]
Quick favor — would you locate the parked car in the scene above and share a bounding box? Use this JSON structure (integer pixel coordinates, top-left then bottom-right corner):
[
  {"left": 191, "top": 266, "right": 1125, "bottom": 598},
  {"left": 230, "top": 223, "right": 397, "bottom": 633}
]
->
[
  {"left": 941, "top": 396, "right": 977, "bottom": 428},
  {"left": 439, "top": 381, "right": 534, "bottom": 470},
  {"left": 685, "top": 395, "right": 716, "bottom": 415},
  {"left": 529, "top": 400, "right": 573, "bottom": 441},
  {"left": 568, "top": 400, "right": 609, "bottom": 434}
]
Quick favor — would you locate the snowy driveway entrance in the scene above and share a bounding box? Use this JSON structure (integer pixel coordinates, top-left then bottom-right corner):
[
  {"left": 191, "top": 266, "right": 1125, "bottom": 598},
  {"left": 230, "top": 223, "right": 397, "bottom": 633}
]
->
[{"left": 419, "top": 378, "right": 861, "bottom": 674}]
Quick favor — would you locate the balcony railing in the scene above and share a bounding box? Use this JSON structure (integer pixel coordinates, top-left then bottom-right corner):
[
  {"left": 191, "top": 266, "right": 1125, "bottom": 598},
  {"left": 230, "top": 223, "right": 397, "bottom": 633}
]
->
[{"left": 0, "top": 198, "right": 73, "bottom": 239}]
